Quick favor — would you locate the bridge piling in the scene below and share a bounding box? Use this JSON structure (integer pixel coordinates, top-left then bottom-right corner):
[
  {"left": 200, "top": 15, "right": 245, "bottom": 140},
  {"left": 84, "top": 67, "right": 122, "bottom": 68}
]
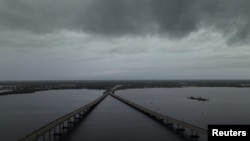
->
[
  {"left": 166, "top": 120, "right": 173, "bottom": 127},
  {"left": 48, "top": 131, "right": 51, "bottom": 141},
  {"left": 190, "top": 130, "right": 199, "bottom": 139}
]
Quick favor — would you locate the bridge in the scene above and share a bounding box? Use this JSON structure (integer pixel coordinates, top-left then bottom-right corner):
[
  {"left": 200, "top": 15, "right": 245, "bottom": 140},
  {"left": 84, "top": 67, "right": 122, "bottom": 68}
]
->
[
  {"left": 19, "top": 93, "right": 108, "bottom": 141},
  {"left": 19, "top": 85, "right": 207, "bottom": 141},
  {"left": 110, "top": 93, "right": 207, "bottom": 138}
]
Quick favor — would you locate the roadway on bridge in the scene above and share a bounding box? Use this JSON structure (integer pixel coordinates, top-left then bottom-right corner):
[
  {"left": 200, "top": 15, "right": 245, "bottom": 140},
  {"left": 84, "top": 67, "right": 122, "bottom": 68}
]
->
[{"left": 63, "top": 96, "right": 186, "bottom": 141}]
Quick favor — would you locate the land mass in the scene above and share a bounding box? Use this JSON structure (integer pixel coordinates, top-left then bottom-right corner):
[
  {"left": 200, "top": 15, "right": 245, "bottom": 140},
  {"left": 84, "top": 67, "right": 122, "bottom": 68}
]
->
[{"left": 1, "top": 80, "right": 250, "bottom": 95}]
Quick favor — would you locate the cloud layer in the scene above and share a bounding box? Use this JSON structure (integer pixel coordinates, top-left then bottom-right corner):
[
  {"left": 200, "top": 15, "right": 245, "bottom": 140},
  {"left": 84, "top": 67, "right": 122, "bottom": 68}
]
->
[
  {"left": 1, "top": 0, "right": 250, "bottom": 43},
  {"left": 0, "top": 0, "right": 250, "bottom": 80}
]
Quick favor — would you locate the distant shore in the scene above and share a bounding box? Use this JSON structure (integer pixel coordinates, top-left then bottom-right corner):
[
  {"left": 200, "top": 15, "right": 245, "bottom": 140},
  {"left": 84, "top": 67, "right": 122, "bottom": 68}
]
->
[{"left": 1, "top": 80, "right": 250, "bottom": 95}]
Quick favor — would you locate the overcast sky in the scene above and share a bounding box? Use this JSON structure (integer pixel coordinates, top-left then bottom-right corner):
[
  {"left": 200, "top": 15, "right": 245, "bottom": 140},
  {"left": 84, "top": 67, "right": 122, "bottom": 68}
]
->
[{"left": 0, "top": 0, "right": 250, "bottom": 80}]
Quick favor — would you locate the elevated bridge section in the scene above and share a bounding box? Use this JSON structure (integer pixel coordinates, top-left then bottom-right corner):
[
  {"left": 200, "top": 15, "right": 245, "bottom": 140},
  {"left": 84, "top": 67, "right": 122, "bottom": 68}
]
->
[
  {"left": 19, "top": 93, "right": 108, "bottom": 141},
  {"left": 110, "top": 93, "right": 207, "bottom": 139}
]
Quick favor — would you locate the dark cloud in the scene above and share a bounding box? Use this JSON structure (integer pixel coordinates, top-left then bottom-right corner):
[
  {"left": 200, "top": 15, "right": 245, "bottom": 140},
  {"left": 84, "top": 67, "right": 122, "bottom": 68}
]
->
[
  {"left": 1, "top": 0, "right": 250, "bottom": 43},
  {"left": 76, "top": 0, "right": 200, "bottom": 38},
  {"left": 197, "top": 0, "right": 250, "bottom": 44}
]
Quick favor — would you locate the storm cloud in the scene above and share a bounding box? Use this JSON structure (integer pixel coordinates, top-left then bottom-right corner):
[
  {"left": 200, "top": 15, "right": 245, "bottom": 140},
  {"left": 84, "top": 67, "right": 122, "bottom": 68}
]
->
[
  {"left": 0, "top": 0, "right": 250, "bottom": 80},
  {"left": 1, "top": 0, "right": 250, "bottom": 43}
]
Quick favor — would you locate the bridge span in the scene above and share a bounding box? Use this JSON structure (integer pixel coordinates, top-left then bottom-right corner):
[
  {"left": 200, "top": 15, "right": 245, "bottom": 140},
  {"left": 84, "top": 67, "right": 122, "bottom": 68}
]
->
[
  {"left": 110, "top": 93, "right": 207, "bottom": 139},
  {"left": 19, "top": 93, "right": 108, "bottom": 141}
]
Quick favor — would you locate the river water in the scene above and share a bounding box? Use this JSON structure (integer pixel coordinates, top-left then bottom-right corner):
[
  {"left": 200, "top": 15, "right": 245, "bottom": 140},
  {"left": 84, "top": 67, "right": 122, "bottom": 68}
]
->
[
  {"left": 64, "top": 96, "right": 186, "bottom": 141},
  {"left": 116, "top": 87, "right": 250, "bottom": 129},
  {"left": 1, "top": 87, "right": 249, "bottom": 141},
  {"left": 0, "top": 89, "right": 102, "bottom": 141}
]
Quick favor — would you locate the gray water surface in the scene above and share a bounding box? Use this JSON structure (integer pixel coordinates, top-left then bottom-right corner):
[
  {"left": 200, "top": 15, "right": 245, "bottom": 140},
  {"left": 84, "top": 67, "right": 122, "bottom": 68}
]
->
[
  {"left": 1, "top": 87, "right": 249, "bottom": 141},
  {"left": 0, "top": 89, "right": 102, "bottom": 141},
  {"left": 64, "top": 96, "right": 186, "bottom": 141},
  {"left": 116, "top": 87, "right": 250, "bottom": 129}
]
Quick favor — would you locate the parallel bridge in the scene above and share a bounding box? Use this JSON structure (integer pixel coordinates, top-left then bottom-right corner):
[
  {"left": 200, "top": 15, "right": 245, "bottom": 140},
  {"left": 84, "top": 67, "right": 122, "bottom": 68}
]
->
[{"left": 19, "top": 85, "right": 208, "bottom": 140}]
